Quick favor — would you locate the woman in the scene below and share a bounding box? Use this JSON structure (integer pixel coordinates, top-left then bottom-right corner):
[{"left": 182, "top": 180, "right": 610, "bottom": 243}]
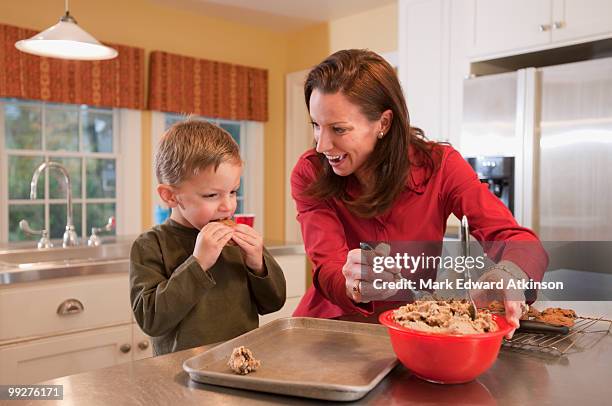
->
[{"left": 291, "top": 49, "right": 547, "bottom": 338}]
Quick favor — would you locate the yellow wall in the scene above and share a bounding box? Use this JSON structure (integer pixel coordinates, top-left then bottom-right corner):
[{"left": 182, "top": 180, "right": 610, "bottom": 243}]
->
[
  {"left": 0, "top": 0, "right": 288, "bottom": 241},
  {"left": 286, "top": 22, "right": 330, "bottom": 73},
  {"left": 284, "top": 3, "right": 398, "bottom": 74},
  {"left": 329, "top": 2, "right": 398, "bottom": 55},
  {"left": 1, "top": 0, "right": 398, "bottom": 243}
]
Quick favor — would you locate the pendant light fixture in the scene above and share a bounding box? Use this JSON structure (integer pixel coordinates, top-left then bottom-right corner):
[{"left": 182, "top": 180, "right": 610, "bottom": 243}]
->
[{"left": 15, "top": 0, "right": 118, "bottom": 60}]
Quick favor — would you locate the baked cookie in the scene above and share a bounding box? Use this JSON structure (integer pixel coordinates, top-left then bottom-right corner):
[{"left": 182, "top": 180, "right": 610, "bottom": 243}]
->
[
  {"left": 488, "top": 301, "right": 541, "bottom": 321},
  {"left": 540, "top": 307, "right": 577, "bottom": 319},
  {"left": 535, "top": 307, "right": 577, "bottom": 327},
  {"left": 535, "top": 313, "right": 575, "bottom": 327},
  {"left": 216, "top": 218, "right": 237, "bottom": 228},
  {"left": 214, "top": 218, "right": 237, "bottom": 245}
]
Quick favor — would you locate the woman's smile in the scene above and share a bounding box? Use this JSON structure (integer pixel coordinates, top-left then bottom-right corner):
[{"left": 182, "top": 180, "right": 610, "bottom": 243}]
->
[{"left": 325, "top": 153, "right": 348, "bottom": 166}]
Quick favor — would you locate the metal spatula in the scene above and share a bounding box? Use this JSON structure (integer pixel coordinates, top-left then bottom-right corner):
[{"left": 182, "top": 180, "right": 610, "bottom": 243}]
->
[{"left": 461, "top": 215, "right": 477, "bottom": 320}]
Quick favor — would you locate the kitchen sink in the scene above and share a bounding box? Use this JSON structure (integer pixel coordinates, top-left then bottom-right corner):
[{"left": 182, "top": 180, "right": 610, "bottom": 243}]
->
[
  {"left": 0, "top": 241, "right": 132, "bottom": 285},
  {"left": 0, "top": 238, "right": 305, "bottom": 285},
  {"left": 0, "top": 243, "right": 130, "bottom": 266}
]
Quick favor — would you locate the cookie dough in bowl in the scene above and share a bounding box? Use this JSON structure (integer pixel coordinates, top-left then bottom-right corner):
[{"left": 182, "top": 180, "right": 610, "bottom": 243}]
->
[
  {"left": 392, "top": 299, "right": 498, "bottom": 335},
  {"left": 380, "top": 300, "right": 513, "bottom": 384}
]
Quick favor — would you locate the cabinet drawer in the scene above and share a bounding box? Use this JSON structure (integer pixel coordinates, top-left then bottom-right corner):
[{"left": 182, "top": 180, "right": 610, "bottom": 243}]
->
[
  {"left": 0, "top": 274, "right": 131, "bottom": 342},
  {"left": 0, "top": 324, "right": 132, "bottom": 384},
  {"left": 132, "top": 323, "right": 153, "bottom": 361}
]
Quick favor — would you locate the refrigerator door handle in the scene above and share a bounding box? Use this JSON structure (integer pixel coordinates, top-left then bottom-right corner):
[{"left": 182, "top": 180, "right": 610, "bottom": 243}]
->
[{"left": 515, "top": 68, "right": 539, "bottom": 231}]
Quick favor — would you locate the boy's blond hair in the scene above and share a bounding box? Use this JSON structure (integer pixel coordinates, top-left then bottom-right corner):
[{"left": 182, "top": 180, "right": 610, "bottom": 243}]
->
[{"left": 154, "top": 119, "right": 241, "bottom": 185}]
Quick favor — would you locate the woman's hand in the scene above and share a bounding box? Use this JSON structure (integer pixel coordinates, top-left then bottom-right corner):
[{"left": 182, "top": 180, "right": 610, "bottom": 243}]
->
[
  {"left": 231, "top": 224, "right": 265, "bottom": 275},
  {"left": 342, "top": 243, "right": 402, "bottom": 303},
  {"left": 471, "top": 262, "right": 529, "bottom": 339}
]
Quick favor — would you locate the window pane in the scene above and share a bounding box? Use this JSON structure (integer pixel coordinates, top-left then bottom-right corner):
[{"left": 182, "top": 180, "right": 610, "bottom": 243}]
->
[
  {"left": 86, "top": 203, "right": 116, "bottom": 237},
  {"left": 8, "top": 204, "right": 44, "bottom": 242},
  {"left": 46, "top": 105, "right": 79, "bottom": 151},
  {"left": 165, "top": 114, "right": 187, "bottom": 129},
  {"left": 49, "top": 157, "right": 82, "bottom": 199},
  {"left": 82, "top": 109, "right": 113, "bottom": 153},
  {"left": 8, "top": 155, "right": 44, "bottom": 199},
  {"left": 50, "top": 203, "right": 82, "bottom": 240},
  {"left": 236, "top": 198, "right": 244, "bottom": 215},
  {"left": 86, "top": 158, "right": 116, "bottom": 198},
  {"left": 220, "top": 122, "right": 241, "bottom": 146},
  {"left": 4, "top": 102, "right": 42, "bottom": 150},
  {"left": 238, "top": 177, "right": 244, "bottom": 197}
]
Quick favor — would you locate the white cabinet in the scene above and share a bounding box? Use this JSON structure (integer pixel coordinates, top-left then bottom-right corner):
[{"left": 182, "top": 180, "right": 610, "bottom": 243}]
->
[
  {"left": 259, "top": 253, "right": 306, "bottom": 325},
  {"left": 551, "top": 0, "right": 612, "bottom": 43},
  {"left": 0, "top": 274, "right": 151, "bottom": 384},
  {"left": 0, "top": 325, "right": 133, "bottom": 384},
  {"left": 132, "top": 322, "right": 153, "bottom": 361},
  {"left": 274, "top": 254, "right": 307, "bottom": 299},
  {"left": 0, "top": 274, "right": 131, "bottom": 342},
  {"left": 469, "top": 0, "right": 612, "bottom": 59},
  {"left": 398, "top": 0, "right": 471, "bottom": 147},
  {"left": 399, "top": 0, "right": 447, "bottom": 141},
  {"left": 472, "top": 0, "right": 551, "bottom": 57},
  {"left": 400, "top": 0, "right": 612, "bottom": 153}
]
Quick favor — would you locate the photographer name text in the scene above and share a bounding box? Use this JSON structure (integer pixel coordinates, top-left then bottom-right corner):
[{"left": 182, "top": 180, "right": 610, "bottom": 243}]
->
[{"left": 372, "top": 278, "right": 564, "bottom": 291}]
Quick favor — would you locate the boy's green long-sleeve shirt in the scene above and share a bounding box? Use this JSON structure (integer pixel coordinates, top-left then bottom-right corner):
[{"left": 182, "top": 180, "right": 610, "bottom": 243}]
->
[{"left": 129, "top": 219, "right": 286, "bottom": 355}]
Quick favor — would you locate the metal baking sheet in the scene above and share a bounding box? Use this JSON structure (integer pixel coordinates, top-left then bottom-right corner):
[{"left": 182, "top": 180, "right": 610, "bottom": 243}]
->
[{"left": 183, "top": 317, "right": 398, "bottom": 401}]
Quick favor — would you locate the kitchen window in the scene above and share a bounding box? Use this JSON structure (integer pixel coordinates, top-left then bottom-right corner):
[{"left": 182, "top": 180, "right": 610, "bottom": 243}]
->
[
  {"left": 164, "top": 114, "right": 246, "bottom": 214},
  {"left": 0, "top": 99, "right": 143, "bottom": 244}
]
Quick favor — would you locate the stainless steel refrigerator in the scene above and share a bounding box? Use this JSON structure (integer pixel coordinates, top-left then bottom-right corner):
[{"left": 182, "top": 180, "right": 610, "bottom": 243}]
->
[{"left": 461, "top": 57, "right": 612, "bottom": 241}]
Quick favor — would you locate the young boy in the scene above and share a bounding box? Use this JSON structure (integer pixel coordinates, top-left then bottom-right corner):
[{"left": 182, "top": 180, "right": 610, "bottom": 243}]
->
[{"left": 130, "top": 120, "right": 286, "bottom": 356}]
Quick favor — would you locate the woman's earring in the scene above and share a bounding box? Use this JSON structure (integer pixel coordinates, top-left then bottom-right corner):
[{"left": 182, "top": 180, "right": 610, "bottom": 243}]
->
[{"left": 378, "top": 131, "right": 384, "bottom": 139}]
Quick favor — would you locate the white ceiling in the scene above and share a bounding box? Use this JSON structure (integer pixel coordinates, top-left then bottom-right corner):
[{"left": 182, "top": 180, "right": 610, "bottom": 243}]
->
[{"left": 151, "top": 0, "right": 396, "bottom": 32}]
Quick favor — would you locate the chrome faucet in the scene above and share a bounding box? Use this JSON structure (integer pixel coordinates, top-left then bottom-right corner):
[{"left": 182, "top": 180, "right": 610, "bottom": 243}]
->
[
  {"left": 29, "top": 162, "right": 79, "bottom": 247},
  {"left": 88, "top": 216, "right": 115, "bottom": 246},
  {"left": 19, "top": 219, "right": 53, "bottom": 249}
]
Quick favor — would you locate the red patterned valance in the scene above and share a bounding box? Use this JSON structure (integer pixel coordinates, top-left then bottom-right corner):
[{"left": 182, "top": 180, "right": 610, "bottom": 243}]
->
[
  {"left": 0, "top": 23, "right": 145, "bottom": 109},
  {"left": 148, "top": 51, "right": 268, "bottom": 122}
]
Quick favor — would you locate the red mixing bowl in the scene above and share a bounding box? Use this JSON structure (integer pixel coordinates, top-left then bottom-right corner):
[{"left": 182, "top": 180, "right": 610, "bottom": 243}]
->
[{"left": 379, "top": 310, "right": 513, "bottom": 384}]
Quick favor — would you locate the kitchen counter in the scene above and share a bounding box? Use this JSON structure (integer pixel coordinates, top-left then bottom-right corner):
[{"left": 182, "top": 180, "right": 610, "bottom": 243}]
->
[
  {"left": 0, "top": 237, "right": 304, "bottom": 253},
  {"left": 11, "top": 322, "right": 612, "bottom": 405},
  {"left": 0, "top": 239, "right": 305, "bottom": 285}
]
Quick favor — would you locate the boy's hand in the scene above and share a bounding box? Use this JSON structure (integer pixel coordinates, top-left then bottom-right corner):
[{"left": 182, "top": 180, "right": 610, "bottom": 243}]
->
[
  {"left": 193, "top": 222, "right": 234, "bottom": 271},
  {"left": 231, "top": 224, "right": 264, "bottom": 275}
]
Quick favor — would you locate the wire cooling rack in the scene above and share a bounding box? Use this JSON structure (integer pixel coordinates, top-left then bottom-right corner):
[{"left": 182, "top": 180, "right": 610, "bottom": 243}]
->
[{"left": 503, "top": 316, "right": 612, "bottom": 356}]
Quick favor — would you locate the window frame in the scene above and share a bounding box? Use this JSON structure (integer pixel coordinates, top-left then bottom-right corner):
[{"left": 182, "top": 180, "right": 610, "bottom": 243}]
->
[{"left": 0, "top": 99, "right": 143, "bottom": 244}]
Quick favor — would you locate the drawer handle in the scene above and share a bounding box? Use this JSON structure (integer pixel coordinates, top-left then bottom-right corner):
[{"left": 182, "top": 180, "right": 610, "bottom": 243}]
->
[
  {"left": 120, "top": 344, "right": 131, "bottom": 353},
  {"left": 138, "top": 340, "right": 150, "bottom": 350},
  {"left": 57, "top": 299, "right": 84, "bottom": 316}
]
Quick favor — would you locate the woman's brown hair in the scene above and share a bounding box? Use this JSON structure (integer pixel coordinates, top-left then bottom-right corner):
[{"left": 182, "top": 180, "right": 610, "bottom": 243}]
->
[{"left": 303, "top": 49, "right": 440, "bottom": 218}]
